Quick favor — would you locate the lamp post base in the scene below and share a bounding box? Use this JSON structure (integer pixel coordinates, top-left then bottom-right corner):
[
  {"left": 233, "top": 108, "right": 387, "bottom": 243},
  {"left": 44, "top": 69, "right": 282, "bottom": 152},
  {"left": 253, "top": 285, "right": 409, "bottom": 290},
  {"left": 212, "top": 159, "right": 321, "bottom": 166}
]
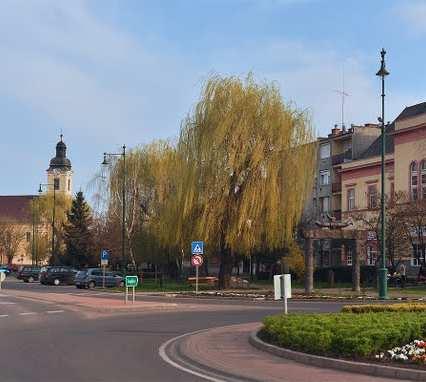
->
[{"left": 378, "top": 267, "right": 388, "bottom": 300}]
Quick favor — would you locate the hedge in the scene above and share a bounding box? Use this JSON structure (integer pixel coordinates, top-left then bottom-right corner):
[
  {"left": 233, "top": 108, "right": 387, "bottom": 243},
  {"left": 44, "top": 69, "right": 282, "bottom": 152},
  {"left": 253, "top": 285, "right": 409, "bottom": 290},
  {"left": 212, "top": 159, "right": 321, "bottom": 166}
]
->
[
  {"left": 261, "top": 312, "right": 426, "bottom": 358},
  {"left": 342, "top": 303, "right": 426, "bottom": 314}
]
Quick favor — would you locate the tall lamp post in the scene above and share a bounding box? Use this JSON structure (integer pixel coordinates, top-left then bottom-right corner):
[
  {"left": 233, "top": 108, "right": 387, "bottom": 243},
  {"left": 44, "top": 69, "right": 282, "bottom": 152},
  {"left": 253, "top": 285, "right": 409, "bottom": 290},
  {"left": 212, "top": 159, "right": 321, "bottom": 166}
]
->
[
  {"left": 376, "top": 48, "right": 389, "bottom": 299},
  {"left": 102, "top": 145, "right": 126, "bottom": 273},
  {"left": 39, "top": 183, "right": 56, "bottom": 265}
]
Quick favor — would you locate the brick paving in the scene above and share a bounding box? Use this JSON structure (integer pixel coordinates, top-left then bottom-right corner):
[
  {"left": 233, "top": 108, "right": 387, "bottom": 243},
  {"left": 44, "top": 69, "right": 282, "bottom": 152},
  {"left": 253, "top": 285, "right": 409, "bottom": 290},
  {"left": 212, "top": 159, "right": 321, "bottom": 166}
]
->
[{"left": 179, "top": 322, "right": 412, "bottom": 382}]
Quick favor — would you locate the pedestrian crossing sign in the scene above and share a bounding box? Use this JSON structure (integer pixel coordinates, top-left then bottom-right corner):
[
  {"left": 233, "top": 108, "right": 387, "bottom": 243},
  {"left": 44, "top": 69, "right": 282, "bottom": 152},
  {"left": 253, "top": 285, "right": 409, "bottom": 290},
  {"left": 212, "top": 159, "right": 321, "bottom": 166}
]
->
[{"left": 191, "top": 241, "right": 204, "bottom": 255}]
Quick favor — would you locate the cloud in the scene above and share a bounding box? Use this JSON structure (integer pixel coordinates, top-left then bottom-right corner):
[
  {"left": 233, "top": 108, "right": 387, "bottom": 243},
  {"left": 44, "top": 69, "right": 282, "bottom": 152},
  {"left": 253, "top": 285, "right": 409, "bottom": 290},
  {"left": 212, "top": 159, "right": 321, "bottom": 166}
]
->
[{"left": 394, "top": 1, "right": 426, "bottom": 34}]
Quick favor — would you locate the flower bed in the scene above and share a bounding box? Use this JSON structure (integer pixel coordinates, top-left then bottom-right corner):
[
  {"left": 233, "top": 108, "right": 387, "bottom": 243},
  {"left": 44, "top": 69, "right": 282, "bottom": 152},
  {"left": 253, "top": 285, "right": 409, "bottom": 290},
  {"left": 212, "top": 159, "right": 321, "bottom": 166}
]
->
[
  {"left": 261, "top": 312, "right": 426, "bottom": 359},
  {"left": 377, "top": 340, "right": 426, "bottom": 364}
]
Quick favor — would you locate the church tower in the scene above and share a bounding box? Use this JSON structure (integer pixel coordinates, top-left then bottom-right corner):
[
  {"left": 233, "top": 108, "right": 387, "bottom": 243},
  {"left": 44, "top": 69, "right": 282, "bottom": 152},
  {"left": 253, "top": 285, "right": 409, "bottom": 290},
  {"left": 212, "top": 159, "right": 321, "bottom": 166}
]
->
[{"left": 47, "top": 135, "right": 73, "bottom": 196}]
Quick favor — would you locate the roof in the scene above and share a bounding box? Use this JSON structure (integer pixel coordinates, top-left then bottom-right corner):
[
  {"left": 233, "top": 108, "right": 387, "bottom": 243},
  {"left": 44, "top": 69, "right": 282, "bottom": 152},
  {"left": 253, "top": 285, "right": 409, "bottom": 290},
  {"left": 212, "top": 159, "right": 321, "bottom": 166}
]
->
[
  {"left": 395, "top": 102, "right": 426, "bottom": 121},
  {"left": 0, "top": 196, "right": 37, "bottom": 223},
  {"left": 359, "top": 123, "right": 395, "bottom": 160},
  {"left": 48, "top": 137, "right": 72, "bottom": 171}
]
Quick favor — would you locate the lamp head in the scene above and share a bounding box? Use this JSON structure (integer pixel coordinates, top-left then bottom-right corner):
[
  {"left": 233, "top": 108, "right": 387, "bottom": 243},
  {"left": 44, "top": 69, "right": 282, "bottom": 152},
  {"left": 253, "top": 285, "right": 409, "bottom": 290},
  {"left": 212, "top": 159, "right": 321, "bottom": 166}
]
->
[
  {"left": 101, "top": 153, "right": 108, "bottom": 166},
  {"left": 38, "top": 184, "right": 43, "bottom": 194},
  {"left": 376, "top": 48, "right": 389, "bottom": 77}
]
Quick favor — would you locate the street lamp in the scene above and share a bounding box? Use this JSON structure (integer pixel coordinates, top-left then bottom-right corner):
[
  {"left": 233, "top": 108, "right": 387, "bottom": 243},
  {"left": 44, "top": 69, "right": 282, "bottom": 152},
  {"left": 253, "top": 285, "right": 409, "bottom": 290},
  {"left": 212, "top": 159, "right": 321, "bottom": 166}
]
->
[
  {"left": 39, "top": 182, "right": 56, "bottom": 265},
  {"left": 376, "top": 48, "right": 389, "bottom": 299},
  {"left": 101, "top": 145, "right": 127, "bottom": 273}
]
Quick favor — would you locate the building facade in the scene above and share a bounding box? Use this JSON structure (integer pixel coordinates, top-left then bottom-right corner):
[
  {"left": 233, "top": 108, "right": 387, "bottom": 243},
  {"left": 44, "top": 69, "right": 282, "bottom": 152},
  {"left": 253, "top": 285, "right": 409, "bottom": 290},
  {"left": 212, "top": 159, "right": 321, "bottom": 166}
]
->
[{"left": 0, "top": 136, "right": 73, "bottom": 266}]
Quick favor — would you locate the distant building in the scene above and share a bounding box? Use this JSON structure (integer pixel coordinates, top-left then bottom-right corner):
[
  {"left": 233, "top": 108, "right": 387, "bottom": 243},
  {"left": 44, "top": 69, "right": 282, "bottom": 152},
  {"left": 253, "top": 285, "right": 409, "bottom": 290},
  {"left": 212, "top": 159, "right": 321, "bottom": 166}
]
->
[{"left": 0, "top": 136, "right": 73, "bottom": 265}]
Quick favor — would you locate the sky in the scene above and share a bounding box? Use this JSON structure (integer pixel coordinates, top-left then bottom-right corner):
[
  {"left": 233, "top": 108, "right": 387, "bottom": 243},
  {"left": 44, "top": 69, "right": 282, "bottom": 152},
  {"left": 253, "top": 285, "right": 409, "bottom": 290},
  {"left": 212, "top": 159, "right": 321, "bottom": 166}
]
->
[{"left": 1, "top": 0, "right": 425, "bottom": 200}]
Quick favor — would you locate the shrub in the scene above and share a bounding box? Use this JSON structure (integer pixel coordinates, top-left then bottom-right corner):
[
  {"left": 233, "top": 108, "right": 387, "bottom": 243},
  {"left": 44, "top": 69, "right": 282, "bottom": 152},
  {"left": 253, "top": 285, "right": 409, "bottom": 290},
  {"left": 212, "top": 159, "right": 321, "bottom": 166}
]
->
[
  {"left": 261, "top": 311, "right": 426, "bottom": 358},
  {"left": 342, "top": 303, "right": 426, "bottom": 314}
]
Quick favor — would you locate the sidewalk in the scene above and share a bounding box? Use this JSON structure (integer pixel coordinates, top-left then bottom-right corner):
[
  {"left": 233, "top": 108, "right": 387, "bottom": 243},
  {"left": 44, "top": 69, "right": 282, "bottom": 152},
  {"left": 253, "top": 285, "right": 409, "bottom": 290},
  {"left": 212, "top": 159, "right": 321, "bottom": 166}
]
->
[{"left": 177, "top": 322, "right": 411, "bottom": 382}]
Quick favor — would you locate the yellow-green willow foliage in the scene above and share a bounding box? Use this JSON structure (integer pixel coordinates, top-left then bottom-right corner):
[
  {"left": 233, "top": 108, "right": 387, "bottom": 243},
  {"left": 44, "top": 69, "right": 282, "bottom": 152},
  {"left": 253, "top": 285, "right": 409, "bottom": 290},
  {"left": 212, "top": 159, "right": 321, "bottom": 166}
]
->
[{"left": 177, "top": 75, "right": 316, "bottom": 258}]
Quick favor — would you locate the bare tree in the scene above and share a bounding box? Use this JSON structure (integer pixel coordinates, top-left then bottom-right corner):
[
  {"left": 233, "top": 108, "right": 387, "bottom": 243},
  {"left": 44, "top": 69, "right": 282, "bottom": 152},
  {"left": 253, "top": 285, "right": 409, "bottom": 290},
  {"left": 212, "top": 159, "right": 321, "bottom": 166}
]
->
[{"left": 0, "top": 221, "right": 26, "bottom": 264}]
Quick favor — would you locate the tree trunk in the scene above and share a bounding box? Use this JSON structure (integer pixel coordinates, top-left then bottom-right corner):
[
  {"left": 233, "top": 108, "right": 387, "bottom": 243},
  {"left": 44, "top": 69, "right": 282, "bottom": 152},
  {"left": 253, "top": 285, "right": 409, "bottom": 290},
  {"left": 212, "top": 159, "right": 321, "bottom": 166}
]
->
[
  {"left": 304, "top": 238, "right": 314, "bottom": 294},
  {"left": 352, "top": 240, "right": 361, "bottom": 293},
  {"left": 218, "top": 249, "right": 233, "bottom": 289}
]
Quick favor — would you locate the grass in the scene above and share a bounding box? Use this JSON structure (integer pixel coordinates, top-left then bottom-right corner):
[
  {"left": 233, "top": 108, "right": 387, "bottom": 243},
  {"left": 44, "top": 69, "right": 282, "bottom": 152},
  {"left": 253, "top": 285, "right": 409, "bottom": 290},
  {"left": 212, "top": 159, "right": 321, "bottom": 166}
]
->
[{"left": 261, "top": 311, "right": 426, "bottom": 358}]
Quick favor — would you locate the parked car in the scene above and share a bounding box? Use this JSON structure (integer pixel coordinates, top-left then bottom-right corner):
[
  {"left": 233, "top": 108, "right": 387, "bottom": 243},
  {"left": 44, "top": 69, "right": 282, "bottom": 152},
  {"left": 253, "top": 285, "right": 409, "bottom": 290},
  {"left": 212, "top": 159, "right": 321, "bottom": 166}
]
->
[
  {"left": 17, "top": 266, "right": 41, "bottom": 282},
  {"left": 39, "top": 266, "right": 77, "bottom": 286},
  {"left": 0, "top": 265, "right": 10, "bottom": 276},
  {"left": 74, "top": 268, "right": 124, "bottom": 289}
]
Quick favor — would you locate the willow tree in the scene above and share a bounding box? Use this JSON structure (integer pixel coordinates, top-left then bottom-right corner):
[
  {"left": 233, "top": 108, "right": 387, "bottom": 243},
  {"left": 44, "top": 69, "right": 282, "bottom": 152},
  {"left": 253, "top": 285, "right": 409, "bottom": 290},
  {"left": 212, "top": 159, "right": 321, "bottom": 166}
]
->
[{"left": 178, "top": 75, "right": 316, "bottom": 287}]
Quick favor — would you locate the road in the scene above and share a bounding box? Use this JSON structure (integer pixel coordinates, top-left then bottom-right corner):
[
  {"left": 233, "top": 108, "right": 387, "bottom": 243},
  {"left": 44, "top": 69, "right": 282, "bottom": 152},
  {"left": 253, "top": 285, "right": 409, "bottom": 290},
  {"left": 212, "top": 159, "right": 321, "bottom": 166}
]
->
[{"left": 0, "top": 278, "right": 344, "bottom": 382}]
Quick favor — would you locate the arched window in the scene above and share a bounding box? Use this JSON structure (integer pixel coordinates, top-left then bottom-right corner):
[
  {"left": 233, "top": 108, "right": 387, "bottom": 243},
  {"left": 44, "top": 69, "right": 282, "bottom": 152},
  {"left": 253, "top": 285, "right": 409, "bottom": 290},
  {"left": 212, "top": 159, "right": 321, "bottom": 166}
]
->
[
  {"left": 421, "top": 160, "right": 426, "bottom": 199},
  {"left": 411, "top": 161, "right": 418, "bottom": 200}
]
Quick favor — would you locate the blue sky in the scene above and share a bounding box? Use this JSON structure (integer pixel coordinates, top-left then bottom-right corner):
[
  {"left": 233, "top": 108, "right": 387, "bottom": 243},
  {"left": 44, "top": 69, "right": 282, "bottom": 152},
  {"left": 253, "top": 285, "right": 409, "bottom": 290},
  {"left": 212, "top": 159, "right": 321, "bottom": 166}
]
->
[{"left": 1, "top": 0, "right": 425, "bottom": 199}]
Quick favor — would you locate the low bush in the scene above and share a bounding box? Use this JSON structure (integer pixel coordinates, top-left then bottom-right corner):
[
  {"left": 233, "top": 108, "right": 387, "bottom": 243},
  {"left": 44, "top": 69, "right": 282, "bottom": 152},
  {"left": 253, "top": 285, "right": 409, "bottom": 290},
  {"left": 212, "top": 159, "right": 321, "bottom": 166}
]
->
[
  {"left": 261, "top": 312, "right": 426, "bottom": 358},
  {"left": 342, "top": 303, "right": 426, "bottom": 314}
]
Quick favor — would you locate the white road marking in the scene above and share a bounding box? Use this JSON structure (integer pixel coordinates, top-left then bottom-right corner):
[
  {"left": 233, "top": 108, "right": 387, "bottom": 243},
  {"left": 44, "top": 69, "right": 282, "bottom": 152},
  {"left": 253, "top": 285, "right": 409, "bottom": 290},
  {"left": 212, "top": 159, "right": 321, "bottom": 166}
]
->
[
  {"left": 0, "top": 302, "right": 16, "bottom": 305},
  {"left": 46, "top": 310, "right": 64, "bottom": 314},
  {"left": 19, "top": 312, "right": 37, "bottom": 316},
  {"left": 158, "top": 329, "right": 228, "bottom": 382},
  {"left": 0, "top": 314, "right": 9, "bottom": 318}
]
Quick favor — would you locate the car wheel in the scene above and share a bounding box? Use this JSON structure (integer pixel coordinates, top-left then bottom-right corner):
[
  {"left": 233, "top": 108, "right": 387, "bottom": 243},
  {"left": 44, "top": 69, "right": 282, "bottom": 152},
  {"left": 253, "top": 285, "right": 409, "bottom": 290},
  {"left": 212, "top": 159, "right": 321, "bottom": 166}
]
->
[
  {"left": 23, "top": 279, "right": 29, "bottom": 283},
  {"left": 88, "top": 281, "right": 95, "bottom": 289},
  {"left": 119, "top": 280, "right": 125, "bottom": 288},
  {"left": 76, "top": 285, "right": 82, "bottom": 289},
  {"left": 28, "top": 276, "right": 34, "bottom": 283},
  {"left": 53, "top": 279, "right": 60, "bottom": 286}
]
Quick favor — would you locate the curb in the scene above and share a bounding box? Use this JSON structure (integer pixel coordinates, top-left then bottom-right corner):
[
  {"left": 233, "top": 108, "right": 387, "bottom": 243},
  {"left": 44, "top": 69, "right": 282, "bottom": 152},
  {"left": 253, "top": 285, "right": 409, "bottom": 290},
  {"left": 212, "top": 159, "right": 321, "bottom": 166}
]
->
[{"left": 249, "top": 330, "right": 426, "bottom": 381}]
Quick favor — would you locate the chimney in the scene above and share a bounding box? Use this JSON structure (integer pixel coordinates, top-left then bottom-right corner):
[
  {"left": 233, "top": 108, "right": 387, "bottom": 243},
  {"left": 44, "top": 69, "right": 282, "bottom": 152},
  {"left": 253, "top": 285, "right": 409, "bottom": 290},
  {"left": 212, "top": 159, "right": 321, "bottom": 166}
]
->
[{"left": 331, "top": 124, "right": 341, "bottom": 136}]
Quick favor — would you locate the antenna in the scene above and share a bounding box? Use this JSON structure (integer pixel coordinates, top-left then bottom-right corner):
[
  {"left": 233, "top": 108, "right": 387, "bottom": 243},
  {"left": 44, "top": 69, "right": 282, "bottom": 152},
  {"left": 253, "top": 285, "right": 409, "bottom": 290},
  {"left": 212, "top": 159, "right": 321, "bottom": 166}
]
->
[{"left": 333, "top": 64, "right": 350, "bottom": 130}]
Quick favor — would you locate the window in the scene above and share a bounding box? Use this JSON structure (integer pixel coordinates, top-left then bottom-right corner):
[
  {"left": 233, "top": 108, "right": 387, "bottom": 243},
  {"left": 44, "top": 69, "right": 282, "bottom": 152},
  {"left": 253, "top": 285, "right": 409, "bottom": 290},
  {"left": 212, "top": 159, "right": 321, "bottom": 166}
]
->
[
  {"left": 320, "top": 143, "right": 331, "bottom": 159},
  {"left": 319, "top": 170, "right": 330, "bottom": 186},
  {"left": 411, "top": 244, "right": 423, "bottom": 266},
  {"left": 347, "top": 188, "right": 355, "bottom": 211},
  {"left": 54, "top": 178, "right": 60, "bottom": 191},
  {"left": 366, "top": 246, "right": 377, "bottom": 266},
  {"left": 26, "top": 232, "right": 31, "bottom": 242},
  {"left": 422, "top": 160, "right": 426, "bottom": 199},
  {"left": 320, "top": 196, "right": 330, "bottom": 213},
  {"left": 368, "top": 185, "right": 378, "bottom": 209},
  {"left": 347, "top": 248, "right": 353, "bottom": 266},
  {"left": 411, "top": 162, "right": 418, "bottom": 200},
  {"left": 68, "top": 179, "right": 71, "bottom": 191}
]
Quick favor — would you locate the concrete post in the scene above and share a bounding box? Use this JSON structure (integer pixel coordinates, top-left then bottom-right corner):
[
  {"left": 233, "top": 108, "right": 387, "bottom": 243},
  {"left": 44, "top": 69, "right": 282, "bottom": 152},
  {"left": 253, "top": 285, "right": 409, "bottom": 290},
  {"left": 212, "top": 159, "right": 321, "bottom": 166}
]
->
[{"left": 352, "top": 240, "right": 361, "bottom": 293}]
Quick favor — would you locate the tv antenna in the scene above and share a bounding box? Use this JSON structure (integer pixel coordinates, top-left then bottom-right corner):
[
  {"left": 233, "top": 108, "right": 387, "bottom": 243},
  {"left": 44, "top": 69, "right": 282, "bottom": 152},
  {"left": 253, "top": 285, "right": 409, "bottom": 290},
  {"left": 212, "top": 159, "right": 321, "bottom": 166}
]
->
[{"left": 334, "top": 65, "right": 350, "bottom": 130}]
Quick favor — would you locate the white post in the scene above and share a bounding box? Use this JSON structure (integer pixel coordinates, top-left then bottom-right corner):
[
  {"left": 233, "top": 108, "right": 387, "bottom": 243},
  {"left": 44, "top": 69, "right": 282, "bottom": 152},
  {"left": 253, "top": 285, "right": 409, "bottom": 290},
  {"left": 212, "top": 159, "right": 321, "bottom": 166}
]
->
[
  {"left": 195, "top": 265, "right": 199, "bottom": 295},
  {"left": 125, "top": 286, "right": 128, "bottom": 304},
  {"left": 283, "top": 275, "right": 288, "bottom": 315},
  {"left": 132, "top": 286, "right": 135, "bottom": 304},
  {"left": 102, "top": 265, "right": 106, "bottom": 289}
]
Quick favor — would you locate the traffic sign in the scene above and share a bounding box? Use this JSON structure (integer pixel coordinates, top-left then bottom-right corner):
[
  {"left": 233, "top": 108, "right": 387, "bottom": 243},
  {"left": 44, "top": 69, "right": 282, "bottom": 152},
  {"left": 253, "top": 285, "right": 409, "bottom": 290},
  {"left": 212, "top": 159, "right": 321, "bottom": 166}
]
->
[
  {"left": 101, "top": 249, "right": 110, "bottom": 261},
  {"left": 191, "top": 255, "right": 204, "bottom": 267},
  {"left": 125, "top": 275, "right": 138, "bottom": 287},
  {"left": 191, "top": 241, "right": 204, "bottom": 255}
]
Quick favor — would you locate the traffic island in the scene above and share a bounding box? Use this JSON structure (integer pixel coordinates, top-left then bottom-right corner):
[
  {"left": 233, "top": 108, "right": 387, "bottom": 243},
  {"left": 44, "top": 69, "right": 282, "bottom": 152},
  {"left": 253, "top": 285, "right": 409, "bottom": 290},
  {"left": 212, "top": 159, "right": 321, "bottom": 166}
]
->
[{"left": 253, "top": 304, "right": 426, "bottom": 381}]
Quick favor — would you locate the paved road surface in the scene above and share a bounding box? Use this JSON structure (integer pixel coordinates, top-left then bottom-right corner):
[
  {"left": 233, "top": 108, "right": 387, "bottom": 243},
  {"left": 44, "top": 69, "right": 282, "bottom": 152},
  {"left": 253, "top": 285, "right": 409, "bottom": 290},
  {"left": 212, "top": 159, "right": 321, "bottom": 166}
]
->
[{"left": 0, "top": 277, "right": 371, "bottom": 382}]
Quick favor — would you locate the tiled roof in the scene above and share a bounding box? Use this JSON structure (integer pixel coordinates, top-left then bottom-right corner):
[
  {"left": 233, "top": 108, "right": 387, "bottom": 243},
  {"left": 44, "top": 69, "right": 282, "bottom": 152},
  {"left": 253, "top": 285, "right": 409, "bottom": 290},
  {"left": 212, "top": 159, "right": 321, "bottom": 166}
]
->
[
  {"left": 359, "top": 123, "right": 395, "bottom": 160},
  {"left": 0, "top": 196, "right": 37, "bottom": 223},
  {"left": 395, "top": 102, "right": 426, "bottom": 121}
]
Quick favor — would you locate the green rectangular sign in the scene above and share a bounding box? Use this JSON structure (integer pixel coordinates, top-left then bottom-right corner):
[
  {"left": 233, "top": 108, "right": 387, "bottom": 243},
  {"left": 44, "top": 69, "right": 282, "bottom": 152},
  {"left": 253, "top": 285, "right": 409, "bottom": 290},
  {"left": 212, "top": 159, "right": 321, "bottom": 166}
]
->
[{"left": 125, "top": 275, "right": 138, "bottom": 287}]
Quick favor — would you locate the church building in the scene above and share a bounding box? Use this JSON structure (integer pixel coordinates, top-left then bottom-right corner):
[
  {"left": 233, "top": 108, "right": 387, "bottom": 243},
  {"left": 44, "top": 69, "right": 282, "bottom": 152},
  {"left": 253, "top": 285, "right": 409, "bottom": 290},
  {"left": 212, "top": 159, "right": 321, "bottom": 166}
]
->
[{"left": 0, "top": 136, "right": 73, "bottom": 266}]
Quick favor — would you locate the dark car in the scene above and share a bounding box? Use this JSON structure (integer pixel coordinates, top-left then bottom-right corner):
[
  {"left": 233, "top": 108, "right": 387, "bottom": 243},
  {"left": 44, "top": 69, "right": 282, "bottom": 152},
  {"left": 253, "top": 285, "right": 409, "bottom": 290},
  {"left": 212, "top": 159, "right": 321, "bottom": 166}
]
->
[
  {"left": 0, "top": 266, "right": 11, "bottom": 276},
  {"left": 74, "top": 268, "right": 124, "bottom": 289},
  {"left": 18, "top": 266, "right": 41, "bottom": 282},
  {"left": 39, "top": 266, "right": 77, "bottom": 286}
]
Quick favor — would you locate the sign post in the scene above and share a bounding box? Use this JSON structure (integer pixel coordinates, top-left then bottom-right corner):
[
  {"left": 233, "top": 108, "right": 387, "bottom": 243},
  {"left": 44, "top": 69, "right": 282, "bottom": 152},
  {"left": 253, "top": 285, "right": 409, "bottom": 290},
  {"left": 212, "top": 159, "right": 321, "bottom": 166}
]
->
[
  {"left": 125, "top": 275, "right": 138, "bottom": 304},
  {"left": 100, "top": 250, "right": 110, "bottom": 289},
  {"left": 191, "top": 241, "right": 204, "bottom": 295},
  {"left": 0, "top": 270, "right": 5, "bottom": 290},
  {"left": 274, "top": 274, "right": 291, "bottom": 314}
]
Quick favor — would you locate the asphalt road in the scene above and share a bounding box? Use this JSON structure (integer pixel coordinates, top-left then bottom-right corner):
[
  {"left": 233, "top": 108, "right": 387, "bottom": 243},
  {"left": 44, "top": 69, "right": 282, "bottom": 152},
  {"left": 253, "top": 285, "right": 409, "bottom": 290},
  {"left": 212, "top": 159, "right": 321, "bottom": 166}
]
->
[{"left": 0, "top": 278, "right": 344, "bottom": 382}]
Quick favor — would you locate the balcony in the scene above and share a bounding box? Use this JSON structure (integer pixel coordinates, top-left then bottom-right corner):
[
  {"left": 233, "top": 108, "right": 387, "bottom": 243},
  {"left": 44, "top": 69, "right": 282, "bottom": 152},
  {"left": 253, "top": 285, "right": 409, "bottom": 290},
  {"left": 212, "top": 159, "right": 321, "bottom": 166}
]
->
[
  {"left": 332, "top": 182, "right": 342, "bottom": 193},
  {"left": 331, "top": 149, "right": 352, "bottom": 166}
]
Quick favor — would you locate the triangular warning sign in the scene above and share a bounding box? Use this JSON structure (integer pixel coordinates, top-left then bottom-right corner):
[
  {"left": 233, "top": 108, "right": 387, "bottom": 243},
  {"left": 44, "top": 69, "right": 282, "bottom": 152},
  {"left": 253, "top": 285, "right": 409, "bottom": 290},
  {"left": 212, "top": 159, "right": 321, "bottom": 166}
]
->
[{"left": 193, "top": 244, "right": 202, "bottom": 254}]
